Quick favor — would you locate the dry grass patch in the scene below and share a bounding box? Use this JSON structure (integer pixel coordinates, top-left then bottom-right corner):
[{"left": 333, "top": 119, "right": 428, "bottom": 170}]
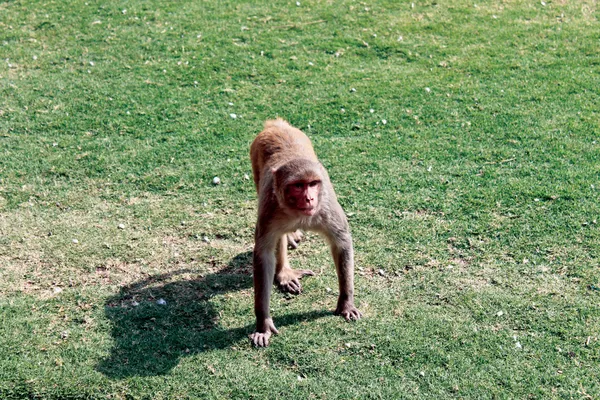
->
[{"left": 0, "top": 191, "right": 257, "bottom": 299}]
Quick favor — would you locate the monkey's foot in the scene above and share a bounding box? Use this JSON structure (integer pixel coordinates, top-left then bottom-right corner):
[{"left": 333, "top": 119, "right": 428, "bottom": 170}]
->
[
  {"left": 287, "top": 230, "right": 304, "bottom": 249},
  {"left": 250, "top": 318, "right": 279, "bottom": 347},
  {"left": 335, "top": 302, "right": 362, "bottom": 321},
  {"left": 275, "top": 267, "right": 315, "bottom": 295}
]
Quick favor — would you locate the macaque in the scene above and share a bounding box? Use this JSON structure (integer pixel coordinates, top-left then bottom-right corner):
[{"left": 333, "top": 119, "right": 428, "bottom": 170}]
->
[{"left": 249, "top": 118, "right": 362, "bottom": 347}]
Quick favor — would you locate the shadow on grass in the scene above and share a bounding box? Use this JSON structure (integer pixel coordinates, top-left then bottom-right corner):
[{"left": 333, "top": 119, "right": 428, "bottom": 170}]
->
[{"left": 97, "top": 251, "right": 328, "bottom": 378}]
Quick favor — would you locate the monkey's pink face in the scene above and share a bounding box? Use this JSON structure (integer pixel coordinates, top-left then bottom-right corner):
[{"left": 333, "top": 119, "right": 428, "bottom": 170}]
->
[{"left": 285, "top": 180, "right": 321, "bottom": 216}]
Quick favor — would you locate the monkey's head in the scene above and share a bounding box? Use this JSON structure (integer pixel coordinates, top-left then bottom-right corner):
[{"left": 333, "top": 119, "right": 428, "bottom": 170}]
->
[{"left": 273, "top": 159, "right": 323, "bottom": 217}]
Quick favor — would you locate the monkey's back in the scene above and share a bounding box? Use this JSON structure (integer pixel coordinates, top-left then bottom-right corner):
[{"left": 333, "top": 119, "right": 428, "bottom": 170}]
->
[{"left": 251, "top": 119, "right": 318, "bottom": 189}]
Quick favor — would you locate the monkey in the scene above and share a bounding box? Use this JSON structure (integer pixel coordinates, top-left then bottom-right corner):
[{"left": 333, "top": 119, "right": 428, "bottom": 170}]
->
[{"left": 249, "top": 118, "right": 362, "bottom": 347}]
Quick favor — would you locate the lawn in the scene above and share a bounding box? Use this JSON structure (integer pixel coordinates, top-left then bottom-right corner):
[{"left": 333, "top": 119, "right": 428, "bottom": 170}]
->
[{"left": 1, "top": 0, "right": 599, "bottom": 398}]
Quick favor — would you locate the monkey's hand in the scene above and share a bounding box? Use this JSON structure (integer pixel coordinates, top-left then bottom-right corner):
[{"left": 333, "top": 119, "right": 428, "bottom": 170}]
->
[
  {"left": 250, "top": 318, "right": 279, "bottom": 347},
  {"left": 335, "top": 302, "right": 362, "bottom": 321},
  {"left": 275, "top": 267, "right": 315, "bottom": 295},
  {"left": 287, "top": 230, "right": 304, "bottom": 249}
]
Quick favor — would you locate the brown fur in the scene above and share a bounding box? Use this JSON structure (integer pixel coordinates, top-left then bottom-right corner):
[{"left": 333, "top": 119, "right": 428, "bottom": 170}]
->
[
  {"left": 250, "top": 119, "right": 318, "bottom": 189},
  {"left": 249, "top": 119, "right": 362, "bottom": 347}
]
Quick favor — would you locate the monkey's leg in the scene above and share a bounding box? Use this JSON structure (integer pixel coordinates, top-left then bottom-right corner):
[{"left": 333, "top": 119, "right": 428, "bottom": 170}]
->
[
  {"left": 330, "top": 235, "right": 362, "bottom": 321},
  {"left": 286, "top": 230, "right": 304, "bottom": 249},
  {"left": 275, "top": 234, "right": 314, "bottom": 295},
  {"left": 250, "top": 246, "right": 279, "bottom": 347}
]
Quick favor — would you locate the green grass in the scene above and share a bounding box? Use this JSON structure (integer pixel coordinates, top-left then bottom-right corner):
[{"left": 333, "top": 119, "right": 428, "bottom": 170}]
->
[{"left": 1, "top": 0, "right": 599, "bottom": 398}]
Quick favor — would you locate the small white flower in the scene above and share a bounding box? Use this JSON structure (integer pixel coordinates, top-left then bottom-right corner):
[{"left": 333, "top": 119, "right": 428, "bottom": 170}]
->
[
  {"left": 156, "top": 298, "right": 167, "bottom": 306},
  {"left": 118, "top": 223, "right": 125, "bottom": 229},
  {"left": 397, "top": 36, "right": 403, "bottom": 41},
  {"left": 33, "top": 55, "right": 38, "bottom": 60},
  {"left": 296, "top": 1, "right": 300, "bottom": 5},
  {"left": 381, "top": 119, "right": 387, "bottom": 125},
  {"left": 425, "top": 87, "right": 431, "bottom": 93},
  {"left": 122, "top": 9, "right": 127, "bottom": 14},
  {"left": 212, "top": 177, "right": 221, "bottom": 185},
  {"left": 370, "top": 109, "right": 375, "bottom": 113},
  {"left": 72, "top": 239, "right": 79, "bottom": 244},
  {"left": 230, "top": 113, "right": 237, "bottom": 119}
]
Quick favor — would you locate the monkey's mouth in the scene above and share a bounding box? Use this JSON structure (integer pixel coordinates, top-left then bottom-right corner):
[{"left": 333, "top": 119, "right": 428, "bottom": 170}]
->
[{"left": 298, "top": 207, "right": 316, "bottom": 216}]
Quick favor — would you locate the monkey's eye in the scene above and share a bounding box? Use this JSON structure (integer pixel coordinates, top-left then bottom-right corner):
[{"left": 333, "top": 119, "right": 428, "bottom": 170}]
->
[
  {"left": 294, "top": 182, "right": 304, "bottom": 189},
  {"left": 309, "top": 181, "right": 320, "bottom": 188}
]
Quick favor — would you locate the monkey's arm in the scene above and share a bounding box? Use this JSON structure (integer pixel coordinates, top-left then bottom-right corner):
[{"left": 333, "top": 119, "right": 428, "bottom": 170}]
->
[
  {"left": 250, "top": 231, "right": 279, "bottom": 347},
  {"left": 331, "top": 238, "right": 362, "bottom": 320},
  {"left": 325, "top": 210, "right": 362, "bottom": 321}
]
